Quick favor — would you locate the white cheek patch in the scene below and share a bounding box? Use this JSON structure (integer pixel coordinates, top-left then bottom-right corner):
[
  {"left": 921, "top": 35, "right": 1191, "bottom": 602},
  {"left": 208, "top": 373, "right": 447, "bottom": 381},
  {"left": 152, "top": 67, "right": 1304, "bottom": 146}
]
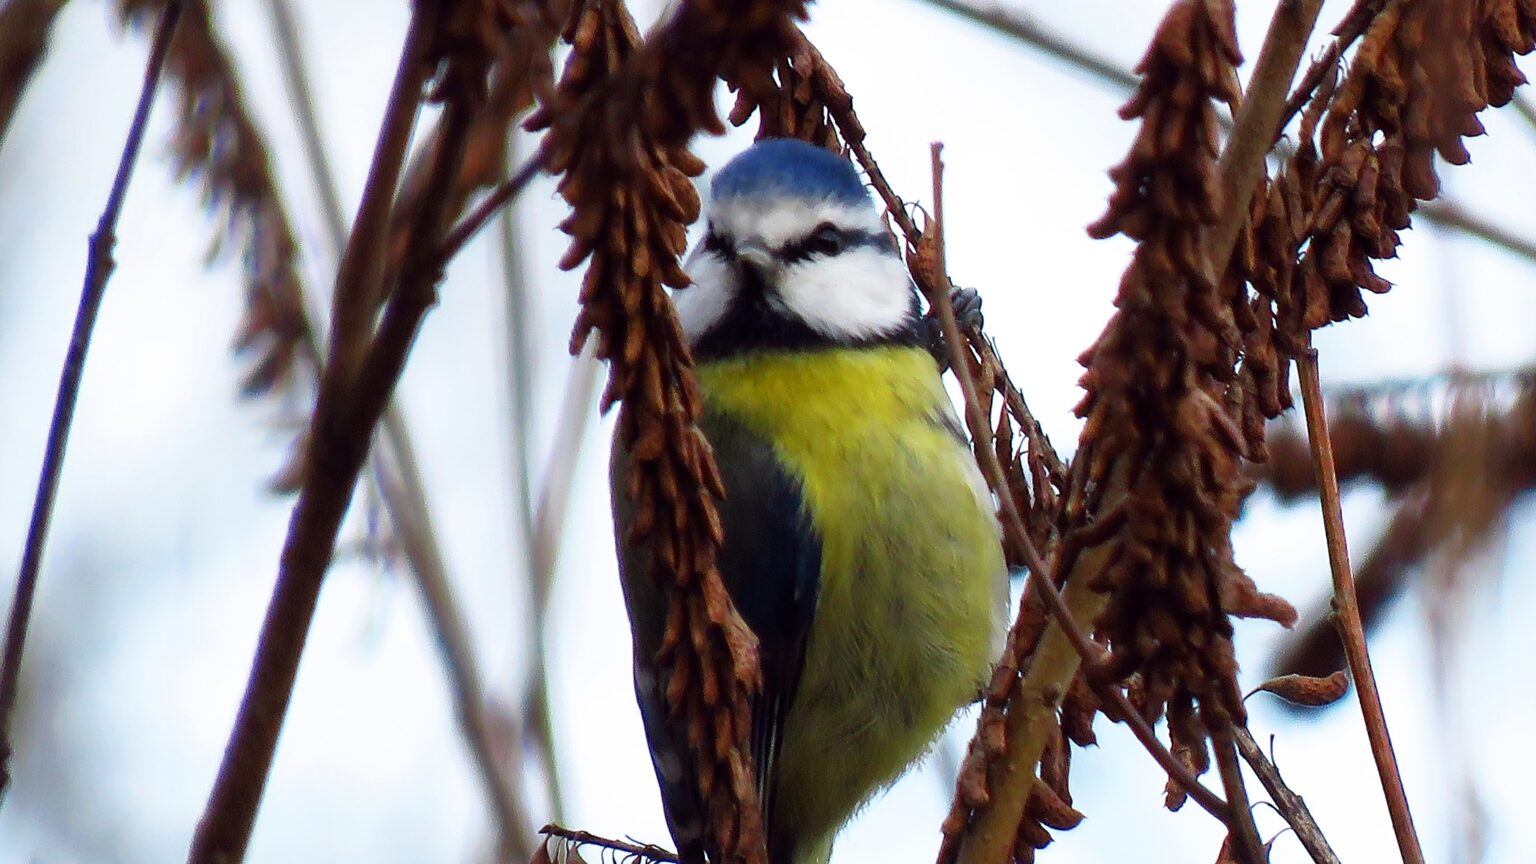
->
[
  {"left": 774, "top": 245, "right": 914, "bottom": 341},
  {"left": 711, "top": 196, "right": 885, "bottom": 250},
  {"left": 673, "top": 247, "right": 737, "bottom": 344}
]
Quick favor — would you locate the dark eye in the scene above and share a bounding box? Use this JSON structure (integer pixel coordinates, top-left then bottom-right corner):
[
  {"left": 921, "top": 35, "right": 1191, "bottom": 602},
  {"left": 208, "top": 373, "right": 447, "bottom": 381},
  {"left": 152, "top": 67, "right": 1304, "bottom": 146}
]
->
[
  {"left": 806, "top": 223, "right": 844, "bottom": 257},
  {"left": 702, "top": 227, "right": 732, "bottom": 257}
]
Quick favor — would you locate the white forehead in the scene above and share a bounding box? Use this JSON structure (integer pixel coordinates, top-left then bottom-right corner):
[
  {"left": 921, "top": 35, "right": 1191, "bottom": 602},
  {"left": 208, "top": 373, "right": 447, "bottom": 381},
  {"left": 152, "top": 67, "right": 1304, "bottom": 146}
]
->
[{"left": 708, "top": 194, "right": 885, "bottom": 248}]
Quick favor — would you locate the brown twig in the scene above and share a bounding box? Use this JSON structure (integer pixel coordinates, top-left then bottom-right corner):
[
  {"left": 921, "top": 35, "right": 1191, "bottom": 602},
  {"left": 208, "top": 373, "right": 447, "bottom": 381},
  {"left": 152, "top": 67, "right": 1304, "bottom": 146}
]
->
[
  {"left": 1206, "top": 0, "right": 1324, "bottom": 270},
  {"left": 1418, "top": 199, "right": 1536, "bottom": 264},
  {"left": 438, "top": 152, "right": 547, "bottom": 264},
  {"left": 923, "top": 145, "right": 1230, "bottom": 864},
  {"left": 1233, "top": 727, "right": 1342, "bottom": 864},
  {"left": 1513, "top": 90, "right": 1536, "bottom": 140},
  {"left": 186, "top": 8, "right": 448, "bottom": 858},
  {"left": 0, "top": 0, "right": 182, "bottom": 799},
  {"left": 518, "top": 342, "right": 601, "bottom": 827},
  {"left": 262, "top": 0, "right": 348, "bottom": 248},
  {"left": 1296, "top": 347, "right": 1425, "bottom": 864},
  {"left": 539, "top": 824, "right": 681, "bottom": 864},
  {"left": 1278, "top": 0, "right": 1389, "bottom": 132},
  {"left": 1209, "top": 716, "right": 1264, "bottom": 864},
  {"left": 495, "top": 130, "right": 569, "bottom": 826},
  {"left": 0, "top": 0, "right": 67, "bottom": 149},
  {"left": 375, "top": 412, "right": 535, "bottom": 861},
  {"left": 319, "top": 10, "right": 436, "bottom": 389},
  {"left": 164, "top": 1, "right": 541, "bottom": 852}
]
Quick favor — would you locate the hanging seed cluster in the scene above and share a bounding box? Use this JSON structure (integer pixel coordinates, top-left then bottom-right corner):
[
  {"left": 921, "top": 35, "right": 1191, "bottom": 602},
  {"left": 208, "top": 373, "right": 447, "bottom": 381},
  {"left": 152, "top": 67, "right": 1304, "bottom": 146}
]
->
[
  {"left": 531, "top": 1, "right": 803, "bottom": 861},
  {"left": 1076, "top": 0, "right": 1298, "bottom": 809},
  {"left": 727, "top": 34, "right": 842, "bottom": 149},
  {"left": 388, "top": 0, "right": 567, "bottom": 268},
  {"left": 1250, "top": 0, "right": 1536, "bottom": 346},
  {"left": 117, "top": 0, "right": 314, "bottom": 400}
]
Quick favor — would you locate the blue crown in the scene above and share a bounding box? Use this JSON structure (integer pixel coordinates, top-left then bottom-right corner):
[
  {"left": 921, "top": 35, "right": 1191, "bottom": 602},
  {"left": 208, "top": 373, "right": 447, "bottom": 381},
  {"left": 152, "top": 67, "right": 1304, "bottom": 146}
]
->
[{"left": 711, "top": 138, "right": 870, "bottom": 205}]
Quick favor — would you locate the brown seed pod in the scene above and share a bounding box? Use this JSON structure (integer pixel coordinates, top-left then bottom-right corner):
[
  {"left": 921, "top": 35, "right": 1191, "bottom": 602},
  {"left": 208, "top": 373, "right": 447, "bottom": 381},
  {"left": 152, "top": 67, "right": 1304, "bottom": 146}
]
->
[{"left": 1250, "top": 670, "right": 1352, "bottom": 707}]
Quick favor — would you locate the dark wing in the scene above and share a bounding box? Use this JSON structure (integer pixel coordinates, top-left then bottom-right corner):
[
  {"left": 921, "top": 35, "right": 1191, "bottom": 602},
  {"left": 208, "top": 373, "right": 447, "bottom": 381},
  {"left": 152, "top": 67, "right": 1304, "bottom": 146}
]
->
[
  {"left": 704, "top": 411, "right": 822, "bottom": 841},
  {"left": 611, "top": 408, "right": 820, "bottom": 863}
]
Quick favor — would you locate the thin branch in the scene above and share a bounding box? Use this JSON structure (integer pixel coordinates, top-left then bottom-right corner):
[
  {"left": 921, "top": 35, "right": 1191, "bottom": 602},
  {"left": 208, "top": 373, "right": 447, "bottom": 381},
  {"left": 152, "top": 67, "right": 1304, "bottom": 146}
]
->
[
  {"left": 263, "top": 0, "right": 348, "bottom": 250},
  {"left": 497, "top": 133, "right": 566, "bottom": 823},
  {"left": 540, "top": 825, "right": 681, "bottom": 864},
  {"left": 186, "top": 9, "right": 442, "bottom": 858},
  {"left": 439, "top": 152, "right": 547, "bottom": 264},
  {"left": 319, "top": 10, "right": 435, "bottom": 388},
  {"left": 1297, "top": 347, "right": 1425, "bottom": 864},
  {"left": 0, "top": 0, "right": 182, "bottom": 799},
  {"left": 1233, "top": 727, "right": 1343, "bottom": 864},
  {"left": 1206, "top": 0, "right": 1325, "bottom": 270},
  {"left": 923, "top": 146, "right": 1230, "bottom": 864},
  {"left": 1418, "top": 199, "right": 1536, "bottom": 263},
  {"left": 263, "top": 5, "right": 537, "bottom": 850},
  {"left": 375, "top": 412, "right": 534, "bottom": 861},
  {"left": 1210, "top": 718, "right": 1265, "bottom": 864},
  {"left": 1513, "top": 90, "right": 1536, "bottom": 140},
  {"left": 518, "top": 341, "right": 602, "bottom": 824},
  {"left": 1278, "top": 0, "right": 1389, "bottom": 132},
  {"left": 0, "top": 0, "right": 68, "bottom": 150}
]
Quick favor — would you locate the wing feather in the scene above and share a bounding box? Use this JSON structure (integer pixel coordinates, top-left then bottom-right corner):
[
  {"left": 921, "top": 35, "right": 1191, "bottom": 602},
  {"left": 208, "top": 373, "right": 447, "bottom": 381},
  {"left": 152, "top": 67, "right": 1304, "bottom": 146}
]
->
[{"left": 611, "top": 409, "right": 820, "bottom": 864}]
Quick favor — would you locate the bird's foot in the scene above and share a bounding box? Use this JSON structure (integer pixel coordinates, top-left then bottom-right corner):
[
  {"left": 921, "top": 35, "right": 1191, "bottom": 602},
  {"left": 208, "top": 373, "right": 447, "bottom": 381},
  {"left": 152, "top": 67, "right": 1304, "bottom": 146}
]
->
[{"left": 921, "top": 287, "right": 985, "bottom": 370}]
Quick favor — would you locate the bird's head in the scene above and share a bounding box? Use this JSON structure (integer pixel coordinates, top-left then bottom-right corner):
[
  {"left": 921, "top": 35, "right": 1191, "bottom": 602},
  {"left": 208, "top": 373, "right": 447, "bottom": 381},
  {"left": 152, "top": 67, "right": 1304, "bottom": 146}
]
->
[{"left": 675, "top": 138, "right": 919, "bottom": 359}]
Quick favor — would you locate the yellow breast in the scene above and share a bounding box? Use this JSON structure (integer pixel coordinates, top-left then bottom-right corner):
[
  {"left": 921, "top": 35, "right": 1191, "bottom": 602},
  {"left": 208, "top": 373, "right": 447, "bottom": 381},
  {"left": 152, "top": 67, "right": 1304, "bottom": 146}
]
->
[{"left": 697, "top": 346, "right": 1006, "bottom": 862}]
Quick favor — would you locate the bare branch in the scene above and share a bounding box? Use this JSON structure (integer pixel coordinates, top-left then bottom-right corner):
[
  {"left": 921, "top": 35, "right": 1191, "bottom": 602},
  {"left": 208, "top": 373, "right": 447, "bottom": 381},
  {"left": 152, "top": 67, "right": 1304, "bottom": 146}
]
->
[
  {"left": 1233, "top": 727, "right": 1343, "bottom": 864},
  {"left": 1296, "top": 348, "right": 1425, "bottom": 864},
  {"left": 540, "top": 824, "right": 681, "bottom": 864},
  {"left": 916, "top": 0, "right": 1136, "bottom": 91},
  {"left": 0, "top": 0, "right": 182, "bottom": 800},
  {"left": 186, "top": 8, "right": 448, "bottom": 858},
  {"left": 262, "top": 4, "right": 540, "bottom": 850}
]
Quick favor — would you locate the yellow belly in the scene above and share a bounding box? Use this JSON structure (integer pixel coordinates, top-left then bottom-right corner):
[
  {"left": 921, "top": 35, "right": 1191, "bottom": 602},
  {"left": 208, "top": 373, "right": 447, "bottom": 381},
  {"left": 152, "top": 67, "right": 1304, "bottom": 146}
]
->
[{"left": 697, "top": 346, "right": 1006, "bottom": 862}]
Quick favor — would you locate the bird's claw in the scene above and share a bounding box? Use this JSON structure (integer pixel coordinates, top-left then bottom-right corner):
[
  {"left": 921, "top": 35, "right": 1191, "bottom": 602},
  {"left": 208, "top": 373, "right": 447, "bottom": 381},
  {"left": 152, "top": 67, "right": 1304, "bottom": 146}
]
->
[{"left": 922, "top": 287, "right": 985, "bottom": 371}]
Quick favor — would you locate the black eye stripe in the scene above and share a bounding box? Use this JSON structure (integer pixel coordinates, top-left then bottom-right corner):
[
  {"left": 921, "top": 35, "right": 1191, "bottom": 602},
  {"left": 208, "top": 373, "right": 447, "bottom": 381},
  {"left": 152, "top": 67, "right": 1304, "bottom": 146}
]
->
[{"left": 778, "top": 228, "right": 887, "bottom": 264}]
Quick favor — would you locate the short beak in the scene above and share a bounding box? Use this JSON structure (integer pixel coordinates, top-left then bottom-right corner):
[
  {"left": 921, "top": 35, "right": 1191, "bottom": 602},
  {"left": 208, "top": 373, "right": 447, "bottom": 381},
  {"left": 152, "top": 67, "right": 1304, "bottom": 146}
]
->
[{"left": 733, "top": 241, "right": 780, "bottom": 289}]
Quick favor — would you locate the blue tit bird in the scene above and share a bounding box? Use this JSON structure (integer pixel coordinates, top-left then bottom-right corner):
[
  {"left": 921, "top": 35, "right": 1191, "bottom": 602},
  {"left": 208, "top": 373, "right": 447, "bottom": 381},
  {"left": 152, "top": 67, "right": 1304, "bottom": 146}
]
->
[{"left": 610, "top": 138, "right": 1008, "bottom": 864}]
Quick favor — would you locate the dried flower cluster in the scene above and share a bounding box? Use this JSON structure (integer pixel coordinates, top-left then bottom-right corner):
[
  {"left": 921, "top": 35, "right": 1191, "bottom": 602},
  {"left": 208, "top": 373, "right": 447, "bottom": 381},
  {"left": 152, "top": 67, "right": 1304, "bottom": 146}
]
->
[
  {"left": 1249, "top": 0, "right": 1536, "bottom": 341},
  {"left": 728, "top": 33, "right": 841, "bottom": 149},
  {"left": 1074, "top": 0, "right": 1296, "bottom": 819},
  {"left": 117, "top": 0, "right": 317, "bottom": 399},
  {"left": 387, "top": 1, "right": 567, "bottom": 275},
  {"left": 530, "top": 1, "right": 806, "bottom": 861}
]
